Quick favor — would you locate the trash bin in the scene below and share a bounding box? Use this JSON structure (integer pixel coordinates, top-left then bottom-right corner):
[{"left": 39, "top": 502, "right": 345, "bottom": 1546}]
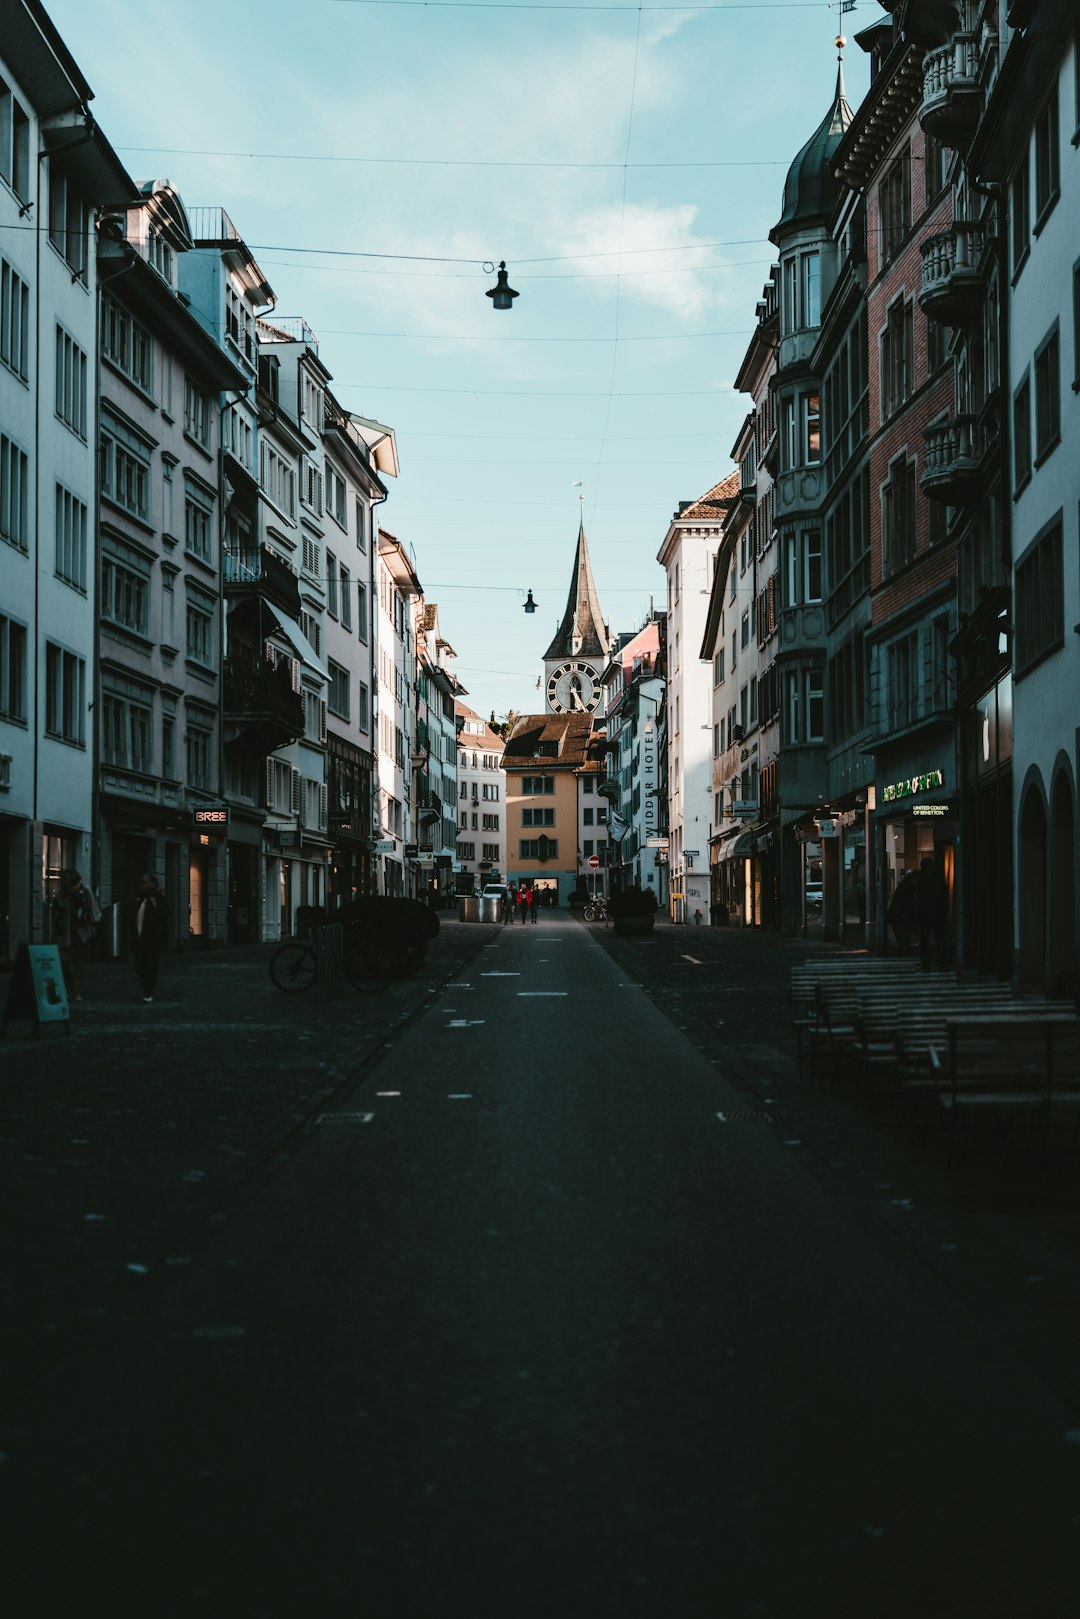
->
[
  {"left": 457, "top": 895, "right": 480, "bottom": 923},
  {"left": 478, "top": 895, "right": 500, "bottom": 923}
]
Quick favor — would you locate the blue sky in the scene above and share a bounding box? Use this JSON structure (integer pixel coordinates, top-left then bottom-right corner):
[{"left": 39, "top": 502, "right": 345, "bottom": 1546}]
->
[{"left": 46, "top": 0, "right": 883, "bottom": 722}]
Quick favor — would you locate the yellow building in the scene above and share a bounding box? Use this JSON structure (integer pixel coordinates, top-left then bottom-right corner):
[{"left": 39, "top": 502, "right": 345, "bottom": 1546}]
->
[{"left": 501, "top": 715, "right": 605, "bottom": 904}]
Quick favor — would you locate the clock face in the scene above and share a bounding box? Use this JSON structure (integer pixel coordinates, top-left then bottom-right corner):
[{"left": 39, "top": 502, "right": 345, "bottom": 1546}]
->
[{"left": 547, "top": 660, "right": 600, "bottom": 714}]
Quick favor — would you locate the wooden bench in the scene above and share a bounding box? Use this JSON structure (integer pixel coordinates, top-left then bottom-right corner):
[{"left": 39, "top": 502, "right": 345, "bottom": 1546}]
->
[
  {"left": 789, "top": 958, "right": 918, "bottom": 1069},
  {"left": 928, "top": 1012, "right": 1080, "bottom": 1157}
]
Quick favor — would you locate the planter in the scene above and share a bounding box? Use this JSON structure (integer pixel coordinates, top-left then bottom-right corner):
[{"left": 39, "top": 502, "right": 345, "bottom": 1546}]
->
[{"left": 611, "top": 912, "right": 655, "bottom": 937}]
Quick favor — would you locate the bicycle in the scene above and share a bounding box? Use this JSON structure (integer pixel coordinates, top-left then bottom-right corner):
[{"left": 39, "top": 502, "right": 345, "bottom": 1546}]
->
[
  {"left": 582, "top": 897, "right": 608, "bottom": 923},
  {"left": 269, "top": 932, "right": 397, "bottom": 996}
]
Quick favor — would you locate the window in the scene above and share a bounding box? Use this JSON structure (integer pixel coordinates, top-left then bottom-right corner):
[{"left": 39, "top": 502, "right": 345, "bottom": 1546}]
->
[
  {"left": 100, "top": 412, "right": 151, "bottom": 521},
  {"left": 802, "top": 392, "right": 820, "bottom": 463},
  {"left": 301, "top": 372, "right": 323, "bottom": 433},
  {"left": 304, "top": 690, "right": 327, "bottom": 744},
  {"left": 457, "top": 842, "right": 476, "bottom": 861},
  {"left": 356, "top": 582, "right": 368, "bottom": 642},
  {"left": 102, "top": 293, "right": 153, "bottom": 393},
  {"left": 880, "top": 147, "right": 911, "bottom": 261},
  {"left": 183, "top": 379, "right": 211, "bottom": 447},
  {"left": 1011, "top": 155, "right": 1030, "bottom": 277},
  {"left": 1033, "top": 86, "right": 1060, "bottom": 228},
  {"left": 223, "top": 405, "right": 254, "bottom": 472},
  {"left": 1013, "top": 373, "right": 1032, "bottom": 492},
  {"left": 523, "top": 807, "right": 555, "bottom": 827},
  {"left": 301, "top": 456, "right": 323, "bottom": 516},
  {"left": 225, "top": 284, "right": 255, "bottom": 364},
  {"left": 1034, "top": 325, "right": 1060, "bottom": 463},
  {"left": 101, "top": 548, "right": 149, "bottom": 636},
  {"left": 1, "top": 258, "right": 30, "bottom": 381},
  {"left": 882, "top": 455, "right": 917, "bottom": 576},
  {"left": 355, "top": 497, "right": 368, "bottom": 553},
  {"left": 55, "top": 486, "right": 88, "bottom": 591},
  {"left": 521, "top": 776, "right": 556, "bottom": 795},
  {"left": 482, "top": 813, "right": 499, "bottom": 831},
  {"left": 887, "top": 634, "right": 918, "bottom": 730},
  {"left": 785, "top": 530, "right": 821, "bottom": 605},
  {"left": 340, "top": 563, "right": 352, "bottom": 631},
  {"left": 923, "top": 133, "right": 947, "bottom": 207},
  {"left": 328, "top": 659, "right": 350, "bottom": 719},
  {"left": 184, "top": 482, "right": 214, "bottom": 563},
  {"left": 1015, "top": 516, "right": 1064, "bottom": 676},
  {"left": 357, "top": 681, "right": 370, "bottom": 730},
  {"left": 925, "top": 312, "right": 946, "bottom": 376},
  {"left": 55, "top": 328, "right": 87, "bottom": 438},
  {"left": 45, "top": 643, "right": 86, "bottom": 746},
  {"left": 0, "top": 78, "right": 31, "bottom": 200},
  {"left": 782, "top": 250, "right": 820, "bottom": 330},
  {"left": 185, "top": 594, "right": 214, "bottom": 667},
  {"left": 520, "top": 839, "right": 558, "bottom": 859},
  {"left": 48, "top": 167, "right": 89, "bottom": 281},
  {"left": 0, "top": 612, "right": 27, "bottom": 721},
  {"left": 880, "top": 297, "right": 914, "bottom": 418},
  {"left": 260, "top": 441, "right": 296, "bottom": 519},
  {"left": 148, "top": 228, "right": 173, "bottom": 285},
  {"left": 186, "top": 722, "right": 213, "bottom": 790},
  {"left": 301, "top": 777, "right": 327, "bottom": 834},
  {"left": 101, "top": 691, "right": 153, "bottom": 774},
  {"left": 806, "top": 671, "right": 823, "bottom": 741},
  {"left": 326, "top": 552, "right": 339, "bottom": 618},
  {"left": 713, "top": 648, "right": 724, "bottom": 686},
  {"left": 327, "top": 463, "right": 346, "bottom": 527},
  {"left": 482, "top": 843, "right": 500, "bottom": 862},
  {"left": 583, "top": 807, "right": 594, "bottom": 826},
  {"left": 0, "top": 432, "right": 28, "bottom": 552}
]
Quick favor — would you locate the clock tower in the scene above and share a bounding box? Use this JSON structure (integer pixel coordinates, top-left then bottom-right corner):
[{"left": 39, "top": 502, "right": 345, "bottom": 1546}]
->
[{"left": 542, "top": 515, "right": 610, "bottom": 715}]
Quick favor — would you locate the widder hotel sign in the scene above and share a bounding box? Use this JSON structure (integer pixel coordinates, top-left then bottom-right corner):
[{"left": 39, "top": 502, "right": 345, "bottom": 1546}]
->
[{"left": 881, "top": 769, "right": 944, "bottom": 805}]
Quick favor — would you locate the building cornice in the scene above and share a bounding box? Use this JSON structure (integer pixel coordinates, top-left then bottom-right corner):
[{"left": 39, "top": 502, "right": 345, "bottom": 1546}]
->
[{"left": 834, "top": 43, "right": 923, "bottom": 191}]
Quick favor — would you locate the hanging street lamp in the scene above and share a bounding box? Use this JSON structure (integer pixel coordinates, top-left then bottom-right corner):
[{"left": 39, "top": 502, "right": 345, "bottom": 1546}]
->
[{"left": 485, "top": 261, "right": 519, "bottom": 311}]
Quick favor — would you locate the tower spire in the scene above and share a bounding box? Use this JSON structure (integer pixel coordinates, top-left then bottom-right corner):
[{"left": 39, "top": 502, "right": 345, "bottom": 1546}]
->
[{"left": 543, "top": 513, "right": 610, "bottom": 665}]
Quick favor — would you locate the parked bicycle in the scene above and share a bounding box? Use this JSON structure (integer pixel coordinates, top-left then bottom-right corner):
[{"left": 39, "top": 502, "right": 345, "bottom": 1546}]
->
[
  {"left": 582, "top": 896, "right": 608, "bottom": 922},
  {"left": 269, "top": 933, "right": 398, "bottom": 995}
]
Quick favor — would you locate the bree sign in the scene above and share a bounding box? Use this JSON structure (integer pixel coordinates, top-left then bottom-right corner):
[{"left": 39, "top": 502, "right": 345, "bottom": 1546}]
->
[{"left": 193, "top": 807, "right": 228, "bottom": 828}]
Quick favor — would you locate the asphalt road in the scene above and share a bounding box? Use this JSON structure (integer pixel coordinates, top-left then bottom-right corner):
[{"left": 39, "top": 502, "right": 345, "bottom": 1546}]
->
[{"left": 3, "top": 915, "right": 1080, "bottom": 1617}]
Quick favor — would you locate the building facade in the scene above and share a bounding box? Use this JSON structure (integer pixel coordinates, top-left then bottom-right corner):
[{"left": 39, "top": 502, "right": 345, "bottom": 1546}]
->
[{"left": 455, "top": 703, "right": 506, "bottom": 890}]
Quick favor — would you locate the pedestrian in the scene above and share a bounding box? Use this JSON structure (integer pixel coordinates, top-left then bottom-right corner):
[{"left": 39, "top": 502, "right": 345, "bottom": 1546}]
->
[
  {"left": 527, "top": 886, "right": 538, "bottom": 924},
  {"left": 915, "top": 856, "right": 948, "bottom": 972},
  {"left": 886, "top": 870, "right": 919, "bottom": 956},
  {"left": 505, "top": 884, "right": 517, "bottom": 923},
  {"left": 50, "top": 869, "right": 101, "bottom": 1000},
  {"left": 132, "top": 873, "right": 167, "bottom": 1003},
  {"left": 516, "top": 886, "right": 529, "bottom": 924}
]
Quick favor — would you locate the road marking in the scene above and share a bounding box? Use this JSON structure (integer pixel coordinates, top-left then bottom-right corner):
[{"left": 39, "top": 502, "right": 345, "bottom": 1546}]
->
[
  {"left": 448, "top": 1093, "right": 473, "bottom": 1100},
  {"left": 481, "top": 972, "right": 520, "bottom": 977},
  {"left": 682, "top": 954, "right": 702, "bottom": 964},
  {"left": 375, "top": 1090, "right": 401, "bottom": 1096},
  {"left": 516, "top": 992, "right": 568, "bottom": 998},
  {"left": 447, "top": 1019, "right": 486, "bottom": 1027},
  {"left": 315, "top": 1112, "right": 374, "bottom": 1125}
]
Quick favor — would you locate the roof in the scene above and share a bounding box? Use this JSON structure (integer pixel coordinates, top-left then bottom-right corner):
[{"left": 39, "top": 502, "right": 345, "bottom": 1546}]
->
[
  {"left": 543, "top": 518, "right": 610, "bottom": 663},
  {"left": 502, "top": 714, "right": 603, "bottom": 770},
  {"left": 676, "top": 470, "right": 740, "bottom": 522},
  {"left": 455, "top": 702, "right": 506, "bottom": 752},
  {"left": 771, "top": 60, "right": 854, "bottom": 241}
]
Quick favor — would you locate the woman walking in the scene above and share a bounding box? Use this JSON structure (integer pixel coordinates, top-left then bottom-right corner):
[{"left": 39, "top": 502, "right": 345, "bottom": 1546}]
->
[{"left": 133, "top": 873, "right": 167, "bottom": 1003}]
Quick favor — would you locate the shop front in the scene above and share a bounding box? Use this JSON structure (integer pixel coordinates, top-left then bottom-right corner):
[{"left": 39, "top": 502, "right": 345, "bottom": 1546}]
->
[{"left": 873, "top": 751, "right": 958, "bottom": 962}]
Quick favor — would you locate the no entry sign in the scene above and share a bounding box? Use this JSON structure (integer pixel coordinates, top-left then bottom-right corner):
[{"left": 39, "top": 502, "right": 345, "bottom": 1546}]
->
[{"left": 588, "top": 855, "right": 600, "bottom": 868}]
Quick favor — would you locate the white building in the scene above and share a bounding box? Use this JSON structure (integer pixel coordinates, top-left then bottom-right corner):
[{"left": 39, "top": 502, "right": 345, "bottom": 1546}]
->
[
  {"left": 657, "top": 475, "right": 740, "bottom": 924},
  {"left": 454, "top": 704, "right": 506, "bottom": 889},
  {"left": 414, "top": 603, "right": 461, "bottom": 901},
  {"left": 0, "top": 1, "right": 136, "bottom": 958},
  {"left": 599, "top": 620, "right": 665, "bottom": 903},
  {"left": 375, "top": 530, "right": 421, "bottom": 896},
  {"left": 95, "top": 181, "right": 245, "bottom": 946}
]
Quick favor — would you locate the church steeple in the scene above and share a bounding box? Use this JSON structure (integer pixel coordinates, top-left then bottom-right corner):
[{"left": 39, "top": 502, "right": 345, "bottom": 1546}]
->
[{"left": 543, "top": 515, "right": 610, "bottom": 664}]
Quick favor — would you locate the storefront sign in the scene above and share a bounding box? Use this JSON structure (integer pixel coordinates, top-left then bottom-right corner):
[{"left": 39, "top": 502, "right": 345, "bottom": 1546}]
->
[
  {"left": 373, "top": 839, "right": 395, "bottom": 853},
  {"left": 733, "top": 800, "right": 758, "bottom": 817},
  {"left": 405, "top": 843, "right": 419, "bottom": 858},
  {"left": 193, "top": 807, "right": 228, "bottom": 828},
  {"left": 912, "top": 802, "right": 956, "bottom": 819},
  {"left": 645, "top": 835, "right": 669, "bottom": 848},
  {"left": 881, "top": 769, "right": 944, "bottom": 805}
]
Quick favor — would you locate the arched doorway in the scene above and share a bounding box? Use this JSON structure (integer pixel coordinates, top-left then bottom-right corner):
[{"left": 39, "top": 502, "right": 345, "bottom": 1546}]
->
[
  {"left": 1048, "top": 768, "right": 1076, "bottom": 986},
  {"left": 1017, "top": 785, "right": 1047, "bottom": 989}
]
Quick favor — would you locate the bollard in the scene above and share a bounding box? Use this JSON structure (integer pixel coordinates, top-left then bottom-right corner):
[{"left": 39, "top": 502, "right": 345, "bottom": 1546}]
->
[{"left": 316, "top": 922, "right": 344, "bottom": 1003}]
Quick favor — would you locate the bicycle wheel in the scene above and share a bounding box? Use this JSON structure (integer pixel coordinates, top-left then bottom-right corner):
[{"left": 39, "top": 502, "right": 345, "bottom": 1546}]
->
[
  {"left": 269, "top": 941, "right": 317, "bottom": 993},
  {"left": 344, "top": 942, "right": 396, "bottom": 995},
  {"left": 583, "top": 904, "right": 597, "bottom": 922}
]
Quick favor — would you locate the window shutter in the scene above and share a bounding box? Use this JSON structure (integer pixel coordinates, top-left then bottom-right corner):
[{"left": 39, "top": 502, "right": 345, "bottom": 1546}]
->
[
  {"left": 265, "top": 756, "right": 276, "bottom": 810},
  {"left": 290, "top": 657, "right": 302, "bottom": 694},
  {"left": 319, "top": 699, "right": 327, "bottom": 743},
  {"left": 319, "top": 783, "right": 328, "bottom": 832},
  {"left": 291, "top": 767, "right": 301, "bottom": 817}
]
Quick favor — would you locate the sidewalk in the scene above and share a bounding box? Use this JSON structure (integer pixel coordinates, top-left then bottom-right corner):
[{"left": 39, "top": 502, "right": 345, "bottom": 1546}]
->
[{"left": 0, "top": 919, "right": 498, "bottom": 1412}]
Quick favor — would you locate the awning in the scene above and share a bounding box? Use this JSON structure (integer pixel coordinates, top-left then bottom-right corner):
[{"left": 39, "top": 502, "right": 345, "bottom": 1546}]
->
[{"left": 262, "top": 599, "right": 328, "bottom": 679}]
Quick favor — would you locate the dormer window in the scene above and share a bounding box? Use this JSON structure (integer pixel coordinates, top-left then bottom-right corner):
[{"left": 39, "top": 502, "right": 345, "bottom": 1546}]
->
[{"left": 148, "top": 229, "right": 173, "bottom": 286}]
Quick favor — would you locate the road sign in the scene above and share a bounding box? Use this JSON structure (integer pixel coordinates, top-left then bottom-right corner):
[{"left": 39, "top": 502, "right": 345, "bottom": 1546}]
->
[{"left": 588, "top": 855, "right": 600, "bottom": 868}]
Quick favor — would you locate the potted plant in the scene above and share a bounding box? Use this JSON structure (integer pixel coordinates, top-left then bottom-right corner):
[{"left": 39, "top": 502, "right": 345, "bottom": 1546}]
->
[{"left": 606, "top": 883, "right": 659, "bottom": 936}]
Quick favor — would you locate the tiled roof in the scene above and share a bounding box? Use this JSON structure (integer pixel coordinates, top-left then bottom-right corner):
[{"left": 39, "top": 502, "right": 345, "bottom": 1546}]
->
[
  {"left": 502, "top": 713, "right": 602, "bottom": 769},
  {"left": 677, "top": 470, "right": 740, "bottom": 522}
]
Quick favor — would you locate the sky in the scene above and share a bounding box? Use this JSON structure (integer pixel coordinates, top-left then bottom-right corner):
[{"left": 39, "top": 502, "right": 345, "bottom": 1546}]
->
[{"left": 45, "top": 0, "right": 884, "bottom": 724}]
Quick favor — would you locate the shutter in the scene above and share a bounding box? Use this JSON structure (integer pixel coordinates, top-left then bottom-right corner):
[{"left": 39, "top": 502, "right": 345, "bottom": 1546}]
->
[
  {"left": 290, "top": 657, "right": 302, "bottom": 694},
  {"left": 265, "top": 756, "right": 275, "bottom": 810},
  {"left": 319, "top": 783, "right": 328, "bottom": 832},
  {"left": 291, "top": 767, "right": 301, "bottom": 817},
  {"left": 319, "top": 699, "right": 327, "bottom": 744}
]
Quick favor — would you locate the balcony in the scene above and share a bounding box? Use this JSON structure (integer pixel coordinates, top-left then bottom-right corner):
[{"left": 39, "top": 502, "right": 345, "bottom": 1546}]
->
[
  {"left": 598, "top": 777, "right": 621, "bottom": 801},
  {"left": 921, "top": 416, "right": 991, "bottom": 505},
  {"left": 919, "top": 34, "right": 981, "bottom": 146},
  {"left": 223, "top": 544, "right": 302, "bottom": 618},
  {"left": 919, "top": 221, "right": 990, "bottom": 328},
  {"left": 223, "top": 655, "right": 304, "bottom": 755}
]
